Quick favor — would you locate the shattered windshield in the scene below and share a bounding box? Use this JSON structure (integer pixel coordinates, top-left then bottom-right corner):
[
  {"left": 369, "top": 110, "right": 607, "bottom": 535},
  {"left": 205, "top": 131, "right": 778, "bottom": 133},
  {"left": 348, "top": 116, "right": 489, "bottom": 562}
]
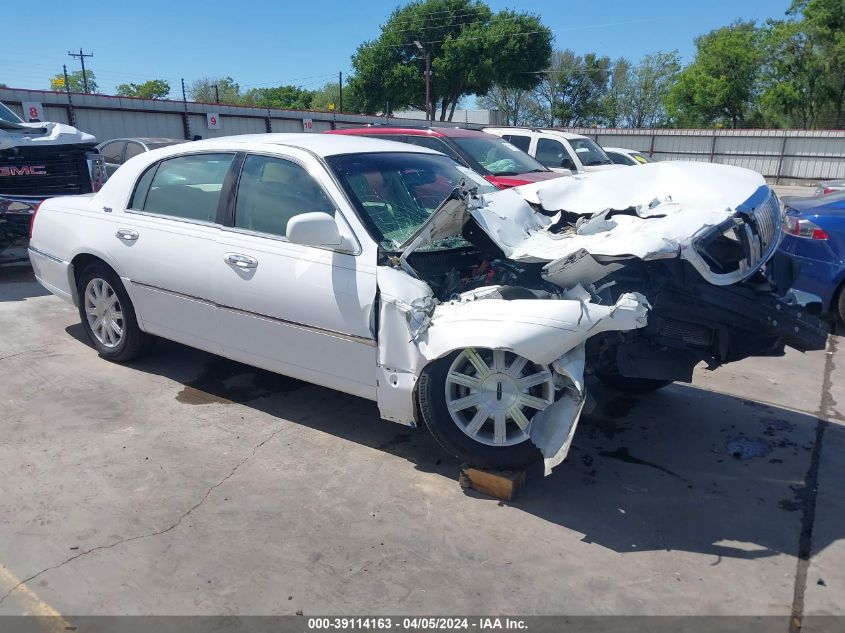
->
[
  {"left": 571, "top": 138, "right": 613, "bottom": 166},
  {"left": 0, "top": 102, "right": 24, "bottom": 124},
  {"left": 451, "top": 136, "right": 548, "bottom": 176},
  {"left": 327, "top": 152, "right": 495, "bottom": 250}
]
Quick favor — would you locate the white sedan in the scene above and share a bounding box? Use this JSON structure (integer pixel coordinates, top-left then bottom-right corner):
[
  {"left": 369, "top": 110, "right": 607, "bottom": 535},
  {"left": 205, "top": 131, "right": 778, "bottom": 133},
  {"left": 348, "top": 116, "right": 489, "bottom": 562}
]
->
[{"left": 29, "top": 135, "right": 826, "bottom": 473}]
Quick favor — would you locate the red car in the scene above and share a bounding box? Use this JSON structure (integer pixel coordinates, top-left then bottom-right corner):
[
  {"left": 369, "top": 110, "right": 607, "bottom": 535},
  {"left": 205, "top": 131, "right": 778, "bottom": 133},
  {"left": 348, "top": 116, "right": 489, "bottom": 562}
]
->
[{"left": 327, "top": 126, "right": 561, "bottom": 189}]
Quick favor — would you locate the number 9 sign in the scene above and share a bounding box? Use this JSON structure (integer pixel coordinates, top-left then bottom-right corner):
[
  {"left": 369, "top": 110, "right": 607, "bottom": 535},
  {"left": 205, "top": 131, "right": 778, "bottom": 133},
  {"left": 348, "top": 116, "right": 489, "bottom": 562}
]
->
[{"left": 206, "top": 113, "right": 221, "bottom": 130}]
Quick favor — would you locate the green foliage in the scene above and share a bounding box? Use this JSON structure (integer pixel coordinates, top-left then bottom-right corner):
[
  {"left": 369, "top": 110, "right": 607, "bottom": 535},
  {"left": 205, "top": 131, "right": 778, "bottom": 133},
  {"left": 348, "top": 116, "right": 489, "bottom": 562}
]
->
[
  {"left": 476, "top": 85, "right": 533, "bottom": 125},
  {"left": 242, "top": 85, "right": 315, "bottom": 110},
  {"left": 49, "top": 70, "right": 98, "bottom": 93},
  {"left": 348, "top": 0, "right": 552, "bottom": 120},
  {"left": 666, "top": 21, "right": 762, "bottom": 128},
  {"left": 188, "top": 77, "right": 242, "bottom": 104},
  {"left": 624, "top": 51, "right": 680, "bottom": 127},
  {"left": 115, "top": 79, "right": 171, "bottom": 99}
]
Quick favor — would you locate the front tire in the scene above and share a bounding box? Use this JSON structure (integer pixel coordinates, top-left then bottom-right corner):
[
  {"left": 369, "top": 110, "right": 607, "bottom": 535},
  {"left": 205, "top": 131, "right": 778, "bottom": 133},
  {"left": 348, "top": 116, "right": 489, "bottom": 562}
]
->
[
  {"left": 418, "top": 348, "right": 554, "bottom": 469},
  {"left": 77, "top": 263, "right": 151, "bottom": 362}
]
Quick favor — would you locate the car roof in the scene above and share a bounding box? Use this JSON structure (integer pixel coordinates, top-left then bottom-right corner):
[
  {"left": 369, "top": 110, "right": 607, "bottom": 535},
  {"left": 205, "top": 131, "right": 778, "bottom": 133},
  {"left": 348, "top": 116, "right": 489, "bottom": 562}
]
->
[
  {"left": 329, "top": 126, "right": 491, "bottom": 139},
  {"left": 169, "top": 132, "right": 441, "bottom": 158},
  {"left": 97, "top": 137, "right": 185, "bottom": 145},
  {"left": 484, "top": 127, "right": 590, "bottom": 141},
  {"left": 603, "top": 147, "right": 642, "bottom": 154}
]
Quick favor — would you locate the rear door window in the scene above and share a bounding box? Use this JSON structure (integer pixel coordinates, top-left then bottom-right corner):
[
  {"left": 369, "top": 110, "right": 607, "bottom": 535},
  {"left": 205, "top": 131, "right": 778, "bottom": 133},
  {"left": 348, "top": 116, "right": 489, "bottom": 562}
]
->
[
  {"left": 99, "top": 141, "right": 126, "bottom": 164},
  {"left": 124, "top": 142, "right": 145, "bottom": 161},
  {"left": 502, "top": 134, "right": 531, "bottom": 152},
  {"left": 140, "top": 153, "right": 234, "bottom": 222}
]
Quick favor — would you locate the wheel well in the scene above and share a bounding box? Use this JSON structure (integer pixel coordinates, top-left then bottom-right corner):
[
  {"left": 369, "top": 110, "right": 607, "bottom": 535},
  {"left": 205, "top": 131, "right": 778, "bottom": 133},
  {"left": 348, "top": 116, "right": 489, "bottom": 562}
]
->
[{"left": 69, "top": 254, "right": 113, "bottom": 304}]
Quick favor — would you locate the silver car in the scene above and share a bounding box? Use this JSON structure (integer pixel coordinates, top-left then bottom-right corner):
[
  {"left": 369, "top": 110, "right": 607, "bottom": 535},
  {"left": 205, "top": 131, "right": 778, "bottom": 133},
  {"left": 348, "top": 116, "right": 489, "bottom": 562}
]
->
[
  {"left": 814, "top": 179, "right": 845, "bottom": 197},
  {"left": 96, "top": 137, "right": 186, "bottom": 177}
]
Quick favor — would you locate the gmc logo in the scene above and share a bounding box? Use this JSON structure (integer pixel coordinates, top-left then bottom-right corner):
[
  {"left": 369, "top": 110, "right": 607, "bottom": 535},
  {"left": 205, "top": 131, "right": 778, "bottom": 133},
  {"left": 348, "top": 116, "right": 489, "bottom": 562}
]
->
[{"left": 0, "top": 165, "right": 47, "bottom": 176}]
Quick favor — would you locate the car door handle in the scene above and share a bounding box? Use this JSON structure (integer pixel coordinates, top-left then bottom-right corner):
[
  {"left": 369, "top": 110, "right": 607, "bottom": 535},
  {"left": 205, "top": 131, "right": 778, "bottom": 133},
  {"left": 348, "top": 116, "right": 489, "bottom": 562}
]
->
[
  {"left": 115, "top": 228, "right": 139, "bottom": 241},
  {"left": 224, "top": 253, "right": 258, "bottom": 269}
]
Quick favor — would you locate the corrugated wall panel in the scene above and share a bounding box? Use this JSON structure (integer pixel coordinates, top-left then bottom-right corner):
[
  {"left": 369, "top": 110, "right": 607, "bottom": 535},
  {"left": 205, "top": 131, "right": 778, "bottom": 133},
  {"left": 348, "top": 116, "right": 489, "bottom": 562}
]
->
[
  {"left": 654, "top": 134, "right": 713, "bottom": 155},
  {"left": 75, "top": 109, "right": 184, "bottom": 141}
]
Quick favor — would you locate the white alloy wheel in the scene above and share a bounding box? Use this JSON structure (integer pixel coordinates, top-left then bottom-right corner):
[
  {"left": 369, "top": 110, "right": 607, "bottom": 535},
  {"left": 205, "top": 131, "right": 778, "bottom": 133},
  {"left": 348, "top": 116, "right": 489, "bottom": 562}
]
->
[
  {"left": 84, "top": 277, "right": 124, "bottom": 348},
  {"left": 444, "top": 348, "right": 554, "bottom": 447}
]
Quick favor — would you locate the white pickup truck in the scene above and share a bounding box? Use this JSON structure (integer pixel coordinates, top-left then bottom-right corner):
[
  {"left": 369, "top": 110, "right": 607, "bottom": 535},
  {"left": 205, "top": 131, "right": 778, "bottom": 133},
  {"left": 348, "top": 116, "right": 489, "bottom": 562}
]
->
[{"left": 28, "top": 134, "right": 828, "bottom": 473}]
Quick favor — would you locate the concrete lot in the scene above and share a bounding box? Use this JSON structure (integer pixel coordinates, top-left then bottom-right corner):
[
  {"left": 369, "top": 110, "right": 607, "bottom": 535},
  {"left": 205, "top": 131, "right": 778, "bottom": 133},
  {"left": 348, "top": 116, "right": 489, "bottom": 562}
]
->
[{"left": 0, "top": 265, "right": 842, "bottom": 621}]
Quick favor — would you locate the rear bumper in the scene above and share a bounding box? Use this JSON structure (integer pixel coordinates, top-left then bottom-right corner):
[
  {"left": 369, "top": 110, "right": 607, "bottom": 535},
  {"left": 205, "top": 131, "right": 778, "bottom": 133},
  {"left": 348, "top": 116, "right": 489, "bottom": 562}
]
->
[{"left": 28, "top": 246, "right": 74, "bottom": 304}]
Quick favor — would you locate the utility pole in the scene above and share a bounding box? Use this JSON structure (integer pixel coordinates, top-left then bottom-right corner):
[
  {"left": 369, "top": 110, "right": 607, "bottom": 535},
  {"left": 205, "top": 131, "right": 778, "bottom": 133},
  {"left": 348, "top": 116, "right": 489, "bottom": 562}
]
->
[
  {"left": 338, "top": 71, "right": 343, "bottom": 113},
  {"left": 181, "top": 78, "right": 191, "bottom": 140},
  {"left": 414, "top": 40, "right": 431, "bottom": 121},
  {"left": 67, "top": 48, "right": 93, "bottom": 93},
  {"left": 62, "top": 64, "right": 76, "bottom": 127},
  {"left": 212, "top": 84, "right": 219, "bottom": 104}
]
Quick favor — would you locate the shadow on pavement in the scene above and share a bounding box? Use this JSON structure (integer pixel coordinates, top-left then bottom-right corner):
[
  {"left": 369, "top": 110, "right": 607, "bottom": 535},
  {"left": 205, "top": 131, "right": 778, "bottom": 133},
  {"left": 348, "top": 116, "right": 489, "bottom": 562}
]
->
[
  {"left": 0, "top": 265, "right": 48, "bottom": 302},
  {"left": 63, "top": 325, "right": 838, "bottom": 564}
]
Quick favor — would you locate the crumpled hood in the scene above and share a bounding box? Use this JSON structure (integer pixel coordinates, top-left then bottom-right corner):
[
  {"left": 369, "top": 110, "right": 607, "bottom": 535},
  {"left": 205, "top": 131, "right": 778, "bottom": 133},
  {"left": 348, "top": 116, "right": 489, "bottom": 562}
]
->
[
  {"left": 408, "top": 161, "right": 777, "bottom": 288},
  {"left": 0, "top": 120, "right": 96, "bottom": 150}
]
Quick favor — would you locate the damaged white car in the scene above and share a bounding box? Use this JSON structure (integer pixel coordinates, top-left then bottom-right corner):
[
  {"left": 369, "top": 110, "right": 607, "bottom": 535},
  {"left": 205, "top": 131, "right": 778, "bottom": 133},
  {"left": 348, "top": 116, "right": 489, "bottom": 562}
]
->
[{"left": 29, "top": 135, "right": 828, "bottom": 473}]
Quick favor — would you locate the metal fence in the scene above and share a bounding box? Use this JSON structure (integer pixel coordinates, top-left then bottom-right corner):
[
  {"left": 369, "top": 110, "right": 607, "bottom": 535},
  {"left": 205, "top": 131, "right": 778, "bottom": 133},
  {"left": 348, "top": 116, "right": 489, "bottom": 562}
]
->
[
  {"left": 0, "top": 87, "right": 447, "bottom": 143},
  {"left": 3, "top": 87, "right": 844, "bottom": 183},
  {"left": 567, "top": 127, "right": 845, "bottom": 183}
]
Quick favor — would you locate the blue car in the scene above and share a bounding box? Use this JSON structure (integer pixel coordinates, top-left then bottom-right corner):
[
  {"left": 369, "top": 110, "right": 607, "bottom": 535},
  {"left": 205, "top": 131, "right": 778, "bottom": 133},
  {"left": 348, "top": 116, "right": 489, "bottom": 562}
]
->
[{"left": 779, "top": 192, "right": 845, "bottom": 321}]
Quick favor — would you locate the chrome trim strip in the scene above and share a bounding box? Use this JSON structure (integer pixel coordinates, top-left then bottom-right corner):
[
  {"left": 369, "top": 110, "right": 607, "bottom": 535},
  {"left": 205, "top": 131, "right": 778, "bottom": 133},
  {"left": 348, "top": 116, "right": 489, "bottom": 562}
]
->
[
  {"left": 28, "top": 246, "right": 65, "bottom": 264},
  {"left": 129, "top": 279, "right": 375, "bottom": 346}
]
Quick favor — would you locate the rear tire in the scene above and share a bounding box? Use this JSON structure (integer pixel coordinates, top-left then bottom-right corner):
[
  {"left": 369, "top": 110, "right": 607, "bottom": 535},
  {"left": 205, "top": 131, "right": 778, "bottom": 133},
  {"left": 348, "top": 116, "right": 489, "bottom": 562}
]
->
[
  {"left": 837, "top": 283, "right": 845, "bottom": 325},
  {"left": 418, "top": 349, "right": 550, "bottom": 470},
  {"left": 76, "top": 262, "right": 151, "bottom": 362}
]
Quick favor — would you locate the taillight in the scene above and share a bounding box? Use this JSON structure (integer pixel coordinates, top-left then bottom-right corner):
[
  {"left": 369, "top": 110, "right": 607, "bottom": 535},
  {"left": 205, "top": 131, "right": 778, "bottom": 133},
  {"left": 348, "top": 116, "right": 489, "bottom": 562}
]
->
[
  {"left": 30, "top": 201, "right": 43, "bottom": 239},
  {"left": 823, "top": 187, "right": 834, "bottom": 196},
  {"left": 783, "top": 213, "right": 829, "bottom": 240}
]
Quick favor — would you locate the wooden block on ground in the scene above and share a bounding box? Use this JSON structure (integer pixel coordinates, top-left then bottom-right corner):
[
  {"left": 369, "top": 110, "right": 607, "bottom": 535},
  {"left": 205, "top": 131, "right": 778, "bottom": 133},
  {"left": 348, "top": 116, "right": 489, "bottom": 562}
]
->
[{"left": 459, "top": 464, "right": 526, "bottom": 501}]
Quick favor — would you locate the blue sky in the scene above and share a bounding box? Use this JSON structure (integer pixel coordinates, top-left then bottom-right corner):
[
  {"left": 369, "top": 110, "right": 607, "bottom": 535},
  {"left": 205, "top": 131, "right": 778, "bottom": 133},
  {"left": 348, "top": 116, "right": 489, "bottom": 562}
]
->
[{"left": 2, "top": 0, "right": 793, "bottom": 98}]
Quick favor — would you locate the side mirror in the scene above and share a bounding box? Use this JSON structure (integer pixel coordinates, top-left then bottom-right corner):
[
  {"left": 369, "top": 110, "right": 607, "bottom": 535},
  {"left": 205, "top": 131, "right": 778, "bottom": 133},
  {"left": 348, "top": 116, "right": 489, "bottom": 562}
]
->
[{"left": 287, "top": 212, "right": 343, "bottom": 249}]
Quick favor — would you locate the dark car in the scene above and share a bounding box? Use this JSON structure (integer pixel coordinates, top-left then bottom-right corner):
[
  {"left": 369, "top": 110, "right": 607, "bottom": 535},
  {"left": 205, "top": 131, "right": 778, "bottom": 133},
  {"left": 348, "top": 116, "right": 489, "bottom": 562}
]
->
[
  {"left": 96, "top": 137, "right": 186, "bottom": 177},
  {"left": 327, "top": 126, "right": 561, "bottom": 189},
  {"left": 778, "top": 192, "right": 845, "bottom": 321}
]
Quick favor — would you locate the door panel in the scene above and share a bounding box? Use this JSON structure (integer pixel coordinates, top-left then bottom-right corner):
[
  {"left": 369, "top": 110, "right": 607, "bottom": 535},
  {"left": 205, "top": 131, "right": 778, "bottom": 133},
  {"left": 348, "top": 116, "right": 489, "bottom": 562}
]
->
[
  {"left": 116, "top": 214, "right": 222, "bottom": 352},
  {"left": 113, "top": 152, "right": 235, "bottom": 351},
  {"left": 213, "top": 152, "right": 378, "bottom": 399}
]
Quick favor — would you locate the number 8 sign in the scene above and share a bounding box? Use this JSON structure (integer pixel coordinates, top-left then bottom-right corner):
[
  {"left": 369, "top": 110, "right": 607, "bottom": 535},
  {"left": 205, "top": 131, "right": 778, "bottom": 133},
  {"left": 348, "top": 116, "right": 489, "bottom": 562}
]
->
[
  {"left": 206, "top": 113, "right": 221, "bottom": 130},
  {"left": 22, "top": 102, "right": 44, "bottom": 122}
]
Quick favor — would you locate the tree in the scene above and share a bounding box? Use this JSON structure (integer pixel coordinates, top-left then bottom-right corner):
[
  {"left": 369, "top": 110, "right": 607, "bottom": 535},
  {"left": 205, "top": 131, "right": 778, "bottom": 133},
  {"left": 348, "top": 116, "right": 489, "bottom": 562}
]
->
[
  {"left": 115, "top": 79, "right": 171, "bottom": 99},
  {"left": 666, "top": 21, "right": 762, "bottom": 128},
  {"left": 348, "top": 0, "right": 552, "bottom": 120},
  {"left": 623, "top": 51, "right": 680, "bottom": 127},
  {"left": 759, "top": 19, "right": 827, "bottom": 127},
  {"left": 242, "top": 85, "right": 315, "bottom": 110},
  {"left": 188, "top": 77, "right": 241, "bottom": 104},
  {"left": 48, "top": 70, "right": 98, "bottom": 93},
  {"left": 531, "top": 50, "right": 610, "bottom": 127},
  {"left": 601, "top": 58, "right": 631, "bottom": 127},
  {"left": 788, "top": 0, "right": 845, "bottom": 126},
  {"left": 476, "top": 85, "right": 534, "bottom": 125}
]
